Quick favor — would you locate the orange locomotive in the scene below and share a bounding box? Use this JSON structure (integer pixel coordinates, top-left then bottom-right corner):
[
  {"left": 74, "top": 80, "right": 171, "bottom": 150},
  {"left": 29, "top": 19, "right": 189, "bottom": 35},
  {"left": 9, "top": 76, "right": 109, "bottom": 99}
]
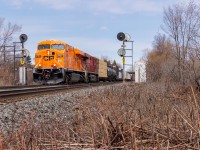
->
[{"left": 33, "top": 40, "right": 99, "bottom": 84}]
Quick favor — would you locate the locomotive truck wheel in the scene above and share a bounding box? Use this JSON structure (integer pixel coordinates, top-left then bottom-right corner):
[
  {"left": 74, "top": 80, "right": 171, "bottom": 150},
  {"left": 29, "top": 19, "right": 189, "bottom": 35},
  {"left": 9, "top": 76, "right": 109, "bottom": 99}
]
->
[
  {"left": 65, "top": 76, "right": 69, "bottom": 84},
  {"left": 112, "top": 77, "right": 117, "bottom": 81},
  {"left": 96, "top": 76, "right": 99, "bottom": 82},
  {"left": 54, "top": 75, "right": 57, "bottom": 80},
  {"left": 84, "top": 77, "right": 89, "bottom": 83}
]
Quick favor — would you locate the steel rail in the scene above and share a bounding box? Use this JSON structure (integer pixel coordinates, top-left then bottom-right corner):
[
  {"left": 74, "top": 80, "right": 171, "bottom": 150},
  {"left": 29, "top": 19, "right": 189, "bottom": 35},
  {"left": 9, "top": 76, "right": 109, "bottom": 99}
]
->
[
  {"left": 0, "top": 82, "right": 122, "bottom": 98},
  {"left": 0, "top": 85, "right": 82, "bottom": 97},
  {"left": 0, "top": 84, "right": 45, "bottom": 89}
]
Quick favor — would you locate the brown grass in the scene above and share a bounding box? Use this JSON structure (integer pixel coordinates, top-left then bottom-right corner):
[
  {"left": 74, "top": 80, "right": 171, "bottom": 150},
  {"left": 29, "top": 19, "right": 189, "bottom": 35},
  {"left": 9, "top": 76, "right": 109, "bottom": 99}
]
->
[
  {"left": 0, "top": 65, "right": 14, "bottom": 86},
  {"left": 1, "top": 82, "right": 200, "bottom": 149},
  {"left": 0, "top": 66, "right": 33, "bottom": 86}
]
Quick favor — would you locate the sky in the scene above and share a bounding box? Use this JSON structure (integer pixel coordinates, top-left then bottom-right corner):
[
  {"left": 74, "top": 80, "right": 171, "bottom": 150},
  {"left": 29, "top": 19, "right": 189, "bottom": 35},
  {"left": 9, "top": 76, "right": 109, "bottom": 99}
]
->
[{"left": 0, "top": 0, "right": 194, "bottom": 67}]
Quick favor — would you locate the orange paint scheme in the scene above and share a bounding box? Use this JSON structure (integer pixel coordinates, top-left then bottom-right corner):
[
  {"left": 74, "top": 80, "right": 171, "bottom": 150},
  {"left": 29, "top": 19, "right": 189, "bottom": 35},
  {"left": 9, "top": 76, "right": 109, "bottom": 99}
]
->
[
  {"left": 65, "top": 46, "right": 86, "bottom": 71},
  {"left": 34, "top": 40, "right": 86, "bottom": 71},
  {"left": 35, "top": 40, "right": 66, "bottom": 69},
  {"left": 34, "top": 39, "right": 99, "bottom": 84}
]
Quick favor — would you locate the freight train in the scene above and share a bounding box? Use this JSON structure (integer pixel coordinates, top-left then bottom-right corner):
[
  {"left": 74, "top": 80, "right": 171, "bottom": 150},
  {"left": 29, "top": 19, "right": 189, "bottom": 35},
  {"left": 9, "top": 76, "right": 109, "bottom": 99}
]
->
[{"left": 33, "top": 40, "right": 121, "bottom": 84}]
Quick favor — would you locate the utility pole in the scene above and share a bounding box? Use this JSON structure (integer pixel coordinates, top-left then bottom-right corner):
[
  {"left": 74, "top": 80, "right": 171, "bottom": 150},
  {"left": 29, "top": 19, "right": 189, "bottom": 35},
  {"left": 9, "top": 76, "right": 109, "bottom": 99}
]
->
[
  {"left": 14, "top": 45, "right": 16, "bottom": 84},
  {"left": 3, "top": 45, "right": 5, "bottom": 63}
]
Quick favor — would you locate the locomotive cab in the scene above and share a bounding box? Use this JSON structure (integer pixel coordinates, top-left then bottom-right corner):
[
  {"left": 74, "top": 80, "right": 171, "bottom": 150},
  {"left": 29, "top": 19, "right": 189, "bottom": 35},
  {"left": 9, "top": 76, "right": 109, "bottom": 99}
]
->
[{"left": 33, "top": 40, "right": 66, "bottom": 84}]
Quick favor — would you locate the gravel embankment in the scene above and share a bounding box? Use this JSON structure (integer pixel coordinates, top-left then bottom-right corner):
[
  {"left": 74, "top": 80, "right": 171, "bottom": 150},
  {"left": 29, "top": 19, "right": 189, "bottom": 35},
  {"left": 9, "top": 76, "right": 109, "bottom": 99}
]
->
[{"left": 0, "top": 83, "right": 123, "bottom": 135}]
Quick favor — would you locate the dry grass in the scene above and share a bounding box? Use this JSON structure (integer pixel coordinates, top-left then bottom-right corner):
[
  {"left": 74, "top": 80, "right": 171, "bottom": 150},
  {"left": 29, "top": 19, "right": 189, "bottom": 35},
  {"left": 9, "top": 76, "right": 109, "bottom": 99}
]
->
[
  {"left": 1, "top": 82, "right": 200, "bottom": 149},
  {"left": 0, "top": 65, "right": 14, "bottom": 86},
  {"left": 0, "top": 65, "right": 33, "bottom": 86}
]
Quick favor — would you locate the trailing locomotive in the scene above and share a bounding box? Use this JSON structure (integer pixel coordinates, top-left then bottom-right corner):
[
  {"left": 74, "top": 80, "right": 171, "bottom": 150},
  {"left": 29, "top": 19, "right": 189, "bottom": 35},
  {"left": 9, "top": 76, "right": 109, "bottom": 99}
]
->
[{"left": 33, "top": 40, "right": 120, "bottom": 84}]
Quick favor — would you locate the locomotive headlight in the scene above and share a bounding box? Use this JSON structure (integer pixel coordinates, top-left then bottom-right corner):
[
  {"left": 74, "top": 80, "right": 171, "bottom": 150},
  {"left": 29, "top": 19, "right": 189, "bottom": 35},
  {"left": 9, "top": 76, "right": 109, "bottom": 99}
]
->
[
  {"left": 47, "top": 50, "right": 50, "bottom": 55},
  {"left": 53, "top": 64, "right": 56, "bottom": 67},
  {"left": 38, "top": 64, "right": 42, "bottom": 68}
]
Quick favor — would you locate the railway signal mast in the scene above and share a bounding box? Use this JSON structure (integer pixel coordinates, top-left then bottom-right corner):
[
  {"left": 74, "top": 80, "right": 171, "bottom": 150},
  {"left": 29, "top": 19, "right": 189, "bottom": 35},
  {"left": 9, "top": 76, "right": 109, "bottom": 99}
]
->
[
  {"left": 20, "top": 34, "right": 28, "bottom": 65},
  {"left": 19, "top": 34, "right": 28, "bottom": 85},
  {"left": 117, "top": 32, "right": 134, "bottom": 82}
]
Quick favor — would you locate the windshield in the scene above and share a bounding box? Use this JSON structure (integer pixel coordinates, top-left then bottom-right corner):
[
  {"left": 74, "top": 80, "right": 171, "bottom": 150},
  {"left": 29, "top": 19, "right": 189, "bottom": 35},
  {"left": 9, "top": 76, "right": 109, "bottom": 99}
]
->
[
  {"left": 52, "top": 44, "right": 64, "bottom": 50},
  {"left": 38, "top": 44, "right": 50, "bottom": 50}
]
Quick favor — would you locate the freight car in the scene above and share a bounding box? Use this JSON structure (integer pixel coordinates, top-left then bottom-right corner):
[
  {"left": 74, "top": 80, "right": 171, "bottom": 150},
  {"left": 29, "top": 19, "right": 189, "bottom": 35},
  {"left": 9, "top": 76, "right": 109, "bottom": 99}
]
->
[
  {"left": 98, "top": 60, "right": 107, "bottom": 81},
  {"left": 33, "top": 39, "right": 120, "bottom": 84},
  {"left": 98, "top": 60, "right": 118, "bottom": 82},
  {"left": 107, "top": 67, "right": 117, "bottom": 81},
  {"left": 33, "top": 40, "right": 99, "bottom": 84}
]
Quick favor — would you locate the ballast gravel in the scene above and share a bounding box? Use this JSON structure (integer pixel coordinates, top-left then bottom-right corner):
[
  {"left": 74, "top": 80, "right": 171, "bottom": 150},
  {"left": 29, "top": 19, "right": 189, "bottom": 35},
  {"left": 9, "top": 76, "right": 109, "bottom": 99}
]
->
[{"left": 0, "top": 83, "right": 124, "bottom": 135}]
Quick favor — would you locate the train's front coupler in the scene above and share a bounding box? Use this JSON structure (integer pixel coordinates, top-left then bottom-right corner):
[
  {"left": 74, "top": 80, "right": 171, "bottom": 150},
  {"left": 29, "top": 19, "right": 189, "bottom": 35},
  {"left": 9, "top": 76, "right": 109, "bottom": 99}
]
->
[{"left": 33, "top": 68, "right": 64, "bottom": 84}]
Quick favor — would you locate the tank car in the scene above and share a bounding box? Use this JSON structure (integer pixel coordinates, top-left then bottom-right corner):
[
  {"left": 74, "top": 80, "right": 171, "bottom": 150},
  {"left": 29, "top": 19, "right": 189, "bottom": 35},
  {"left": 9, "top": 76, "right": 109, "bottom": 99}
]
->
[
  {"left": 33, "top": 40, "right": 99, "bottom": 84},
  {"left": 107, "top": 66, "right": 117, "bottom": 81}
]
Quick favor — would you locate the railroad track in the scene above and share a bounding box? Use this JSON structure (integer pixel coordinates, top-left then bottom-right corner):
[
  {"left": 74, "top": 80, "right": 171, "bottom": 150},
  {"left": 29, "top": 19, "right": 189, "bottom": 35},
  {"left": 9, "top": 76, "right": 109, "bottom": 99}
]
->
[
  {"left": 0, "top": 85, "right": 75, "bottom": 97},
  {"left": 0, "top": 84, "right": 43, "bottom": 90},
  {"left": 0, "top": 82, "right": 122, "bottom": 104}
]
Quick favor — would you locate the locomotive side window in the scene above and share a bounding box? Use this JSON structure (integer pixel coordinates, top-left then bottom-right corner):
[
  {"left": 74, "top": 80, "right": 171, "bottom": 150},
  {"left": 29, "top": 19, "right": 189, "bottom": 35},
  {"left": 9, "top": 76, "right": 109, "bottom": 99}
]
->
[
  {"left": 52, "top": 44, "right": 64, "bottom": 50},
  {"left": 38, "top": 44, "right": 50, "bottom": 50}
]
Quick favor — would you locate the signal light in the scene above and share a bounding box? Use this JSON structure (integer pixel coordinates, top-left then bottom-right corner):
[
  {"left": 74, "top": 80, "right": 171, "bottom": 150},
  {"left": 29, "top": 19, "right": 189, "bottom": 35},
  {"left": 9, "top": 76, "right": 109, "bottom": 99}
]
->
[
  {"left": 19, "top": 34, "right": 28, "bottom": 43},
  {"left": 117, "top": 32, "right": 125, "bottom": 41}
]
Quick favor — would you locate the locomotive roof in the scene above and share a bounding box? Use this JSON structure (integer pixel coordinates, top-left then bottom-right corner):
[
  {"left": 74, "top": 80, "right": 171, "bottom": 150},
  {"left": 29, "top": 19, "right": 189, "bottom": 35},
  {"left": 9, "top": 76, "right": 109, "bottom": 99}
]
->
[
  {"left": 37, "top": 39, "right": 98, "bottom": 59},
  {"left": 38, "top": 40, "right": 66, "bottom": 45}
]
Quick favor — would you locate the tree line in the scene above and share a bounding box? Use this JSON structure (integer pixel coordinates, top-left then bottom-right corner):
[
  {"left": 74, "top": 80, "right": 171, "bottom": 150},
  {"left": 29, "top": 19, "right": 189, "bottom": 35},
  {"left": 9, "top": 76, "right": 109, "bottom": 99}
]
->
[{"left": 146, "top": 0, "right": 200, "bottom": 85}]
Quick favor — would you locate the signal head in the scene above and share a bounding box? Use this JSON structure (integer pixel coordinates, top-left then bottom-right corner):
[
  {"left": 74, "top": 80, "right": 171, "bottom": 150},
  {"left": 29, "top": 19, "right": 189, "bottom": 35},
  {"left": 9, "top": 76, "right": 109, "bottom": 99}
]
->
[
  {"left": 19, "top": 34, "right": 28, "bottom": 43},
  {"left": 117, "top": 32, "right": 125, "bottom": 41}
]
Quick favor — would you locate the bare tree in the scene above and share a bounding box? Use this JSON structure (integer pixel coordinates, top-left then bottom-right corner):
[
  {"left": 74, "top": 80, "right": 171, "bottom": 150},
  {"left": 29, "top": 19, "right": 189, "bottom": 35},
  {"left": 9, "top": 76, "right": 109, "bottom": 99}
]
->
[
  {"left": 0, "top": 18, "right": 21, "bottom": 62},
  {"left": 162, "top": 0, "right": 200, "bottom": 84},
  {"left": 152, "top": 33, "right": 173, "bottom": 55},
  {"left": 0, "top": 18, "right": 21, "bottom": 48},
  {"left": 146, "top": 33, "right": 174, "bottom": 82},
  {"left": 0, "top": 18, "right": 21, "bottom": 85}
]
